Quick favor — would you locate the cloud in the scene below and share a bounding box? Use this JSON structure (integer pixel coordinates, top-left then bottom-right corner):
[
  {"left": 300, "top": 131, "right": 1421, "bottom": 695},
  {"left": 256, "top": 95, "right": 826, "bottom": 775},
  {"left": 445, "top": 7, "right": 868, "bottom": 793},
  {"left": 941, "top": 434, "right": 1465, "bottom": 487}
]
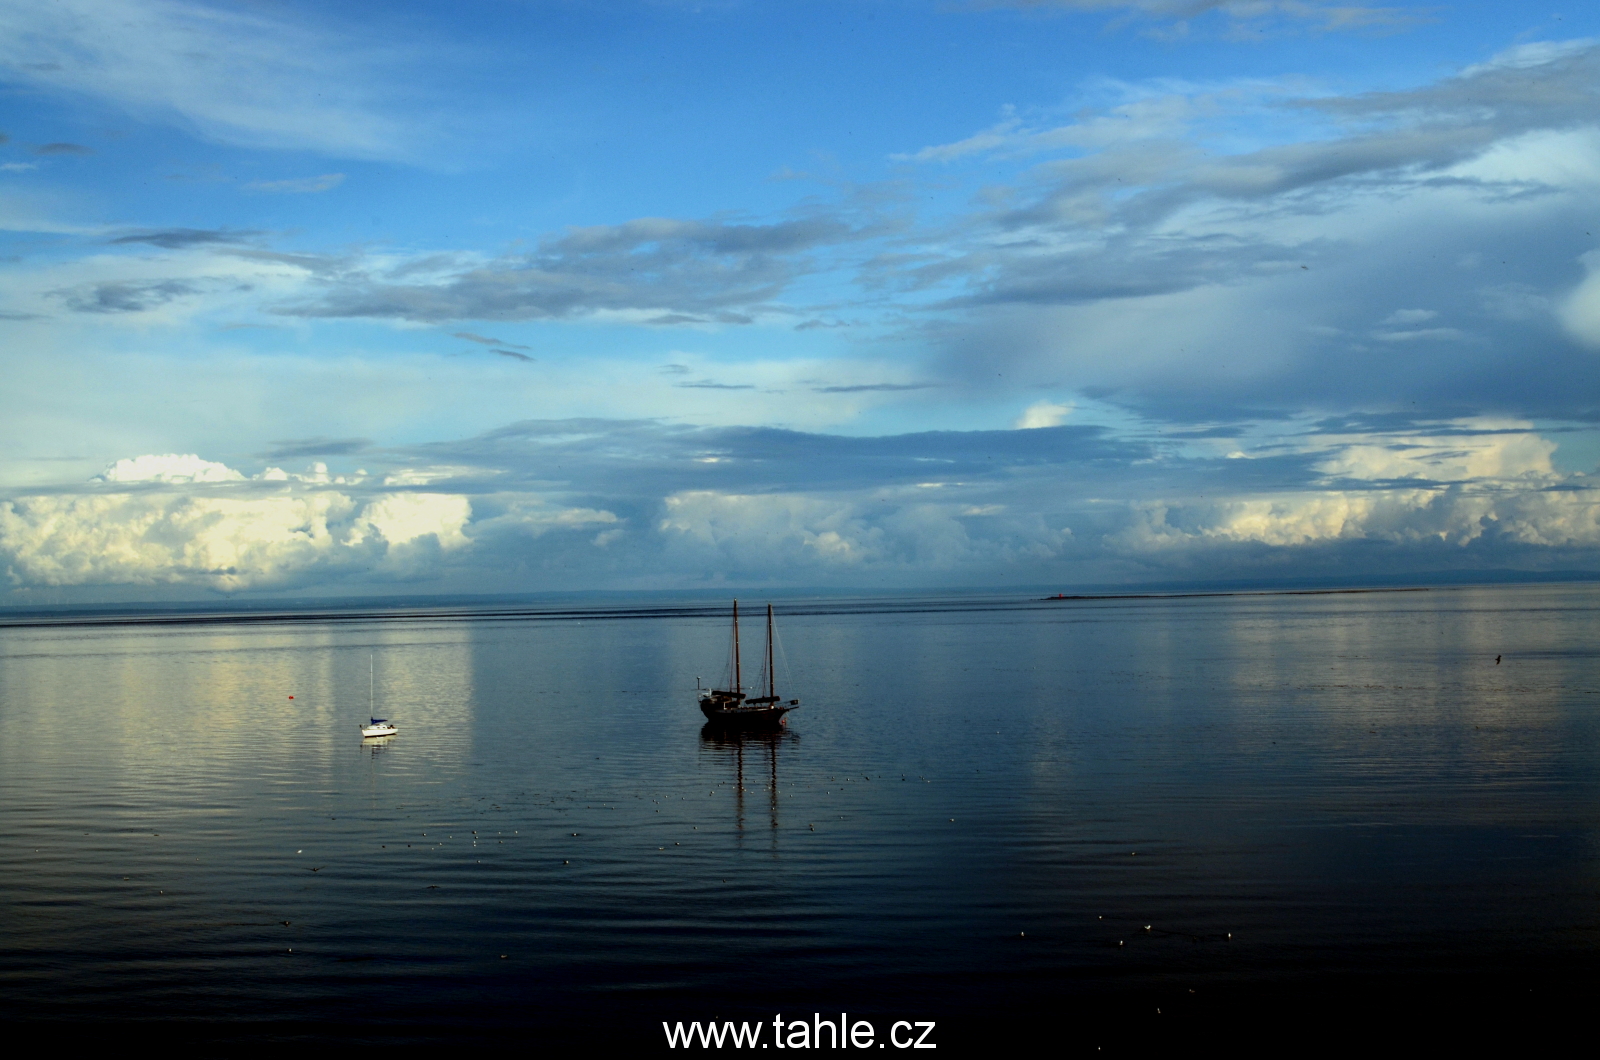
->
[
  {"left": 1110, "top": 421, "right": 1600, "bottom": 560},
  {"left": 3, "top": 416, "right": 1597, "bottom": 598},
  {"left": 493, "top": 349, "right": 534, "bottom": 362},
  {"left": 1370, "top": 327, "right": 1469, "bottom": 343},
  {"left": 243, "top": 173, "right": 345, "bottom": 194},
  {"left": 96, "top": 452, "right": 244, "bottom": 483},
  {"left": 262, "top": 437, "right": 371, "bottom": 460},
  {"left": 657, "top": 489, "right": 1072, "bottom": 576},
  {"left": 276, "top": 215, "right": 865, "bottom": 323},
  {"left": 417, "top": 416, "right": 1151, "bottom": 498},
  {"left": 109, "top": 227, "right": 261, "bottom": 249},
  {"left": 812, "top": 383, "right": 937, "bottom": 393},
  {"left": 1560, "top": 250, "right": 1600, "bottom": 348},
  {"left": 890, "top": 41, "right": 1600, "bottom": 422},
  {"left": 31, "top": 141, "right": 92, "bottom": 155},
  {"left": 0, "top": 454, "right": 471, "bottom": 591},
  {"left": 972, "top": 1, "right": 1429, "bottom": 36},
  {"left": 452, "top": 331, "right": 531, "bottom": 351},
  {"left": 1014, "top": 401, "right": 1074, "bottom": 428},
  {"left": 1115, "top": 483, "right": 1600, "bottom": 554},
  {"left": 54, "top": 278, "right": 197, "bottom": 313},
  {"left": 0, "top": 0, "right": 416, "bottom": 159},
  {"left": 1380, "top": 309, "right": 1437, "bottom": 326}
]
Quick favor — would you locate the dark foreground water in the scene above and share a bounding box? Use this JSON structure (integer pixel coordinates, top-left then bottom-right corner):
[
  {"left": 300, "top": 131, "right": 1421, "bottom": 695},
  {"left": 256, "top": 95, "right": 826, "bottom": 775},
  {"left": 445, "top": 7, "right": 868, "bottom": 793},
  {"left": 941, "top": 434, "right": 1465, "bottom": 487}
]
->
[{"left": 2, "top": 584, "right": 1599, "bottom": 1049}]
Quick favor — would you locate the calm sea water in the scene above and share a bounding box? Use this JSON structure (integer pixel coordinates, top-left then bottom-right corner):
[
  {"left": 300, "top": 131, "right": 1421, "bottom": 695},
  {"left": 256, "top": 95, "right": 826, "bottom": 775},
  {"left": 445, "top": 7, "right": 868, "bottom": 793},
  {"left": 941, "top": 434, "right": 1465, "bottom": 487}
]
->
[{"left": 2, "top": 584, "right": 1599, "bottom": 1047}]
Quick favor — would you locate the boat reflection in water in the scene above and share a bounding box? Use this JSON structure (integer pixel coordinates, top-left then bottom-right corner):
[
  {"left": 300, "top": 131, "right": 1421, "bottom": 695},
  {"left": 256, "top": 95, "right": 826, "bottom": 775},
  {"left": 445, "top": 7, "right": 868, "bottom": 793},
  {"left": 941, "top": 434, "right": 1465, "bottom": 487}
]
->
[{"left": 699, "top": 725, "right": 797, "bottom": 842}]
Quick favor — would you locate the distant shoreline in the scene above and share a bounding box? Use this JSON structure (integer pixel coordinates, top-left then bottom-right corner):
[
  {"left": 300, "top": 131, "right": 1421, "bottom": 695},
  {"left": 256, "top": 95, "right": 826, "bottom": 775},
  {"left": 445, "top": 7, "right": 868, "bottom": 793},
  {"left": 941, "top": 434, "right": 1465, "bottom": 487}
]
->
[
  {"left": 15, "top": 580, "right": 1587, "bottom": 633},
  {"left": 1039, "top": 586, "right": 1430, "bottom": 602}
]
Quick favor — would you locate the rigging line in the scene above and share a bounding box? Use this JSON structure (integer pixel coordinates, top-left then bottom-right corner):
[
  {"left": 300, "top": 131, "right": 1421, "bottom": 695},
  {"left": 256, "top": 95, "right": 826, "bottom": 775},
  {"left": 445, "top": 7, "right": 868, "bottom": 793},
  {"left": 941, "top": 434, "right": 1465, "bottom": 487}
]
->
[{"left": 772, "top": 620, "right": 794, "bottom": 697}]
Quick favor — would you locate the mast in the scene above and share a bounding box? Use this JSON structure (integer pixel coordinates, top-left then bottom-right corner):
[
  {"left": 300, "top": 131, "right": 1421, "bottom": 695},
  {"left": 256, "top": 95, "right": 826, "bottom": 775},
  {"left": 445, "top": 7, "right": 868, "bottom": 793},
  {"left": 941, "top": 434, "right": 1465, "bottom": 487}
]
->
[
  {"left": 369, "top": 653, "right": 374, "bottom": 715},
  {"left": 733, "top": 599, "right": 741, "bottom": 694},
  {"left": 766, "top": 603, "right": 775, "bottom": 699}
]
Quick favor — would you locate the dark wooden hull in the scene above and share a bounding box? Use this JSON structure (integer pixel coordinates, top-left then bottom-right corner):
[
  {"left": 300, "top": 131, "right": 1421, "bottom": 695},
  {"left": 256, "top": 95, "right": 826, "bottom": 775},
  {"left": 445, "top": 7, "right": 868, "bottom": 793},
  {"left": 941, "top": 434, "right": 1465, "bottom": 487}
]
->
[{"left": 698, "top": 697, "right": 796, "bottom": 729}]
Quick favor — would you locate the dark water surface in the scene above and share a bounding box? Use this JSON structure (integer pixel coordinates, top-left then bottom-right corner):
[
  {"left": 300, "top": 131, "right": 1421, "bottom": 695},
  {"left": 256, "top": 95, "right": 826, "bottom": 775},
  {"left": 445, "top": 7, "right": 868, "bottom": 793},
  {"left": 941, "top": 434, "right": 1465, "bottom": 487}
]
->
[{"left": 3, "top": 584, "right": 1600, "bottom": 1048}]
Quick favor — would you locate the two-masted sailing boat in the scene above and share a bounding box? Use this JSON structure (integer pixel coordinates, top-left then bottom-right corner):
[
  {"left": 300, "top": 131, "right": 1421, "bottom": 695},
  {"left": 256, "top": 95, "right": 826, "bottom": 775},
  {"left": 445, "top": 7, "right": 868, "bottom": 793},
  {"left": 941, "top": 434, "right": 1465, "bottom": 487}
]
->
[{"left": 698, "top": 600, "right": 800, "bottom": 728}]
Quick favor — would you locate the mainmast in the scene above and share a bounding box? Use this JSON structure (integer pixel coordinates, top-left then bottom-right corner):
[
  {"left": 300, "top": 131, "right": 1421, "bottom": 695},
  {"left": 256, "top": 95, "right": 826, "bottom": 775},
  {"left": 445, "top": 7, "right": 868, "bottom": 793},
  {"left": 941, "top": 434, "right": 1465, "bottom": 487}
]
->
[
  {"left": 766, "top": 603, "right": 775, "bottom": 699},
  {"left": 733, "top": 599, "right": 742, "bottom": 694}
]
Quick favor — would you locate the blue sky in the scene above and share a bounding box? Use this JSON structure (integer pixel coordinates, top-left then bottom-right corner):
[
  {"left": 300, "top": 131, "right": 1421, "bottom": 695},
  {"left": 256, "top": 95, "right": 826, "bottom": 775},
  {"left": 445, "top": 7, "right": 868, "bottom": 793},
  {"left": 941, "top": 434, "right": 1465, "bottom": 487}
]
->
[{"left": 3, "top": 0, "right": 1600, "bottom": 602}]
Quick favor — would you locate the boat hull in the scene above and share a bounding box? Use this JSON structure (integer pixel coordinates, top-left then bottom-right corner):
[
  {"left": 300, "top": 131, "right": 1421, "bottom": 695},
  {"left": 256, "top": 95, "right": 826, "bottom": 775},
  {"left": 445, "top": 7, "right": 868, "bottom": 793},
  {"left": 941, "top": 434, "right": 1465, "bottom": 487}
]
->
[
  {"left": 361, "top": 725, "right": 397, "bottom": 738},
  {"left": 698, "top": 697, "right": 796, "bottom": 729}
]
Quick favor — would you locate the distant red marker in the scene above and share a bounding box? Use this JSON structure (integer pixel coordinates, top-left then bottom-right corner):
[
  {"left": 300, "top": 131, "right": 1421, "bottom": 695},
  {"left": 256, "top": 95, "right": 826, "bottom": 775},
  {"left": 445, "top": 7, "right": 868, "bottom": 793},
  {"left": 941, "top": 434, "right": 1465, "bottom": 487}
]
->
[{"left": 288, "top": 696, "right": 294, "bottom": 699}]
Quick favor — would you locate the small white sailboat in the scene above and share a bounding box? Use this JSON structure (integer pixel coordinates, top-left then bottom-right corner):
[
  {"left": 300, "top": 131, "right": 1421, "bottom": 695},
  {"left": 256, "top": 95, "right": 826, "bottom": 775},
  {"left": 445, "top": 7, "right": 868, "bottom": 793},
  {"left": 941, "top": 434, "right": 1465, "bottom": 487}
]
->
[
  {"left": 361, "top": 718, "right": 397, "bottom": 738},
  {"left": 359, "top": 654, "right": 397, "bottom": 738}
]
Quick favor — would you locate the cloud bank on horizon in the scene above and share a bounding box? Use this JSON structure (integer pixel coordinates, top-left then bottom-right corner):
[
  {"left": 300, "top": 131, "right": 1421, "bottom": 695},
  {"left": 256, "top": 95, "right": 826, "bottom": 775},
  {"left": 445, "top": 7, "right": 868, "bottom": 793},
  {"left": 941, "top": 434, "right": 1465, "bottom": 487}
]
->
[{"left": 1, "top": 0, "right": 1597, "bottom": 602}]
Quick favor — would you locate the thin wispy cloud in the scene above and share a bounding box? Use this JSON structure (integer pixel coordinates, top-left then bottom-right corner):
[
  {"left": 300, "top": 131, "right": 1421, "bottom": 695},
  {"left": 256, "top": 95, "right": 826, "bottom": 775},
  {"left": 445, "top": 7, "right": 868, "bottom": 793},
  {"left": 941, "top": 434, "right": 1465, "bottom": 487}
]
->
[
  {"left": 31, "top": 141, "right": 93, "bottom": 155},
  {"left": 0, "top": 0, "right": 419, "bottom": 159},
  {"left": 276, "top": 215, "right": 871, "bottom": 323},
  {"left": 108, "top": 227, "right": 261, "bottom": 248},
  {"left": 452, "top": 331, "right": 532, "bottom": 351},
  {"left": 244, "top": 173, "right": 345, "bottom": 194},
  {"left": 974, "top": 1, "right": 1431, "bottom": 37}
]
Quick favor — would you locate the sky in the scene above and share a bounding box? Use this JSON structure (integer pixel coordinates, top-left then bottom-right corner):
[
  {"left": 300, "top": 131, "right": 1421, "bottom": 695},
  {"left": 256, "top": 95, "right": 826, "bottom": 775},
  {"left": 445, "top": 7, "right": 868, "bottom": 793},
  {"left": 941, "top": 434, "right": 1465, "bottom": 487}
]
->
[{"left": 2, "top": 0, "right": 1600, "bottom": 604}]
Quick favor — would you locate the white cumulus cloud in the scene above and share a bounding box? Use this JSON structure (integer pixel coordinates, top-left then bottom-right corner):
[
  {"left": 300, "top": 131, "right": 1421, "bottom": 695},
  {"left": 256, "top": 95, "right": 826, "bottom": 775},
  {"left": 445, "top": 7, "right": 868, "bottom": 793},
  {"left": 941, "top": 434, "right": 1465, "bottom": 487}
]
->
[
  {"left": 96, "top": 452, "right": 245, "bottom": 483},
  {"left": 0, "top": 455, "right": 472, "bottom": 590},
  {"left": 1014, "top": 401, "right": 1075, "bottom": 429},
  {"left": 1560, "top": 250, "right": 1600, "bottom": 348}
]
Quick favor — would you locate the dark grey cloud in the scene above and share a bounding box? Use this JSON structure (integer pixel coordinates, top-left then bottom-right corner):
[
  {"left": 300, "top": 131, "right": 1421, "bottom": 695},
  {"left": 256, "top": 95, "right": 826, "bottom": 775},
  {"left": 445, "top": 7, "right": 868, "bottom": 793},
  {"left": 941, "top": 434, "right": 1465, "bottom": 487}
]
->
[
  {"left": 32, "top": 141, "right": 92, "bottom": 155},
  {"left": 812, "top": 383, "right": 939, "bottom": 393},
  {"left": 676, "top": 380, "right": 756, "bottom": 390},
  {"left": 452, "top": 331, "right": 531, "bottom": 350},
  {"left": 262, "top": 437, "right": 371, "bottom": 460},
  {"left": 926, "top": 235, "right": 1312, "bottom": 310},
  {"left": 55, "top": 280, "right": 197, "bottom": 313},
  {"left": 493, "top": 349, "right": 534, "bottom": 362},
  {"left": 109, "top": 228, "right": 262, "bottom": 249},
  {"left": 1305, "top": 414, "right": 1537, "bottom": 437},
  {"left": 275, "top": 215, "right": 869, "bottom": 324},
  {"left": 414, "top": 417, "right": 1162, "bottom": 499}
]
